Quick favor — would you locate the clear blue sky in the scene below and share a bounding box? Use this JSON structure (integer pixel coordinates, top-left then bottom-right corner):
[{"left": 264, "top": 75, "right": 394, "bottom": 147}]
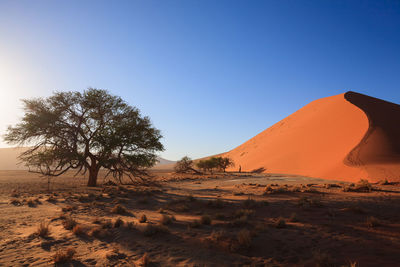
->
[{"left": 0, "top": 0, "right": 399, "bottom": 160}]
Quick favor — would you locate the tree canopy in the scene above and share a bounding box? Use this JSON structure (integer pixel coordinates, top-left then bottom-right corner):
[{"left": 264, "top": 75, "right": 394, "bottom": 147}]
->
[{"left": 4, "top": 88, "right": 164, "bottom": 186}]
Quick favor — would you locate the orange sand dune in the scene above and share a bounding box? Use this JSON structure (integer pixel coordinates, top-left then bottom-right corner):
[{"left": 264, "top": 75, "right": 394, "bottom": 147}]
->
[{"left": 225, "top": 91, "right": 400, "bottom": 182}]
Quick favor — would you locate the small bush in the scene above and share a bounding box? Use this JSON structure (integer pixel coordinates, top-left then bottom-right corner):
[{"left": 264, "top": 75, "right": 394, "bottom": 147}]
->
[
  {"left": 232, "top": 215, "right": 249, "bottom": 227},
  {"left": 111, "top": 204, "right": 128, "bottom": 214},
  {"left": 207, "top": 198, "right": 224, "bottom": 208},
  {"left": 243, "top": 197, "right": 257, "bottom": 208},
  {"left": 141, "top": 252, "right": 150, "bottom": 266},
  {"left": 36, "top": 221, "right": 50, "bottom": 238},
  {"left": 53, "top": 247, "right": 76, "bottom": 263},
  {"left": 234, "top": 209, "right": 254, "bottom": 218},
  {"left": 113, "top": 218, "right": 124, "bottom": 228},
  {"left": 63, "top": 216, "right": 77, "bottom": 230},
  {"left": 72, "top": 224, "right": 86, "bottom": 236},
  {"left": 312, "top": 250, "right": 334, "bottom": 267},
  {"left": 139, "top": 214, "right": 147, "bottom": 223},
  {"left": 210, "top": 230, "right": 228, "bottom": 241},
  {"left": 189, "top": 220, "right": 201, "bottom": 228},
  {"left": 275, "top": 217, "right": 286, "bottom": 228},
  {"left": 46, "top": 195, "right": 57, "bottom": 203},
  {"left": 366, "top": 216, "right": 381, "bottom": 228},
  {"left": 127, "top": 221, "right": 136, "bottom": 229},
  {"left": 237, "top": 229, "right": 252, "bottom": 248},
  {"left": 102, "top": 220, "right": 113, "bottom": 229},
  {"left": 200, "top": 215, "right": 212, "bottom": 225},
  {"left": 9, "top": 198, "right": 21, "bottom": 205},
  {"left": 88, "top": 227, "right": 109, "bottom": 239},
  {"left": 143, "top": 224, "right": 169, "bottom": 236},
  {"left": 160, "top": 214, "right": 174, "bottom": 225},
  {"left": 27, "top": 197, "right": 40, "bottom": 207},
  {"left": 289, "top": 212, "right": 299, "bottom": 222}
]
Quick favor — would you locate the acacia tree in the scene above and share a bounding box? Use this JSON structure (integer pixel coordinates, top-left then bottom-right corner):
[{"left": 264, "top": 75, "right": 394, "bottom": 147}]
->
[
  {"left": 4, "top": 88, "right": 164, "bottom": 187},
  {"left": 216, "top": 157, "right": 234, "bottom": 172}
]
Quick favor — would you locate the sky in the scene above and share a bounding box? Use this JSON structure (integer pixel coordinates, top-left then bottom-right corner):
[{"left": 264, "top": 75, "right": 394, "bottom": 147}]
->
[{"left": 0, "top": 0, "right": 399, "bottom": 160}]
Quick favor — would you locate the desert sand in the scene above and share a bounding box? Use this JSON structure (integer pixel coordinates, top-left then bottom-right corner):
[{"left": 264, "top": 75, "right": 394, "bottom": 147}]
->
[
  {"left": 1, "top": 170, "right": 400, "bottom": 266},
  {"left": 225, "top": 91, "right": 400, "bottom": 182}
]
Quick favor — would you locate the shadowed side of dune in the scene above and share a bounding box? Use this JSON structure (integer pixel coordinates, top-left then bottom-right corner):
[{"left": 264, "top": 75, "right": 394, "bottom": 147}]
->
[{"left": 344, "top": 91, "right": 400, "bottom": 180}]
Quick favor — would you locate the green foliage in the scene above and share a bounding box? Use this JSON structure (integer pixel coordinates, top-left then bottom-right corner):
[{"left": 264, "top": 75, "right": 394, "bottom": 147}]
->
[
  {"left": 174, "top": 156, "right": 194, "bottom": 173},
  {"left": 4, "top": 88, "right": 164, "bottom": 186},
  {"left": 196, "top": 156, "right": 234, "bottom": 173}
]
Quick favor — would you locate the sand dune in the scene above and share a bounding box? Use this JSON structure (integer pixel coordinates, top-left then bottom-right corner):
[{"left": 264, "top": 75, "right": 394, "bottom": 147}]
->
[{"left": 225, "top": 91, "right": 400, "bottom": 182}]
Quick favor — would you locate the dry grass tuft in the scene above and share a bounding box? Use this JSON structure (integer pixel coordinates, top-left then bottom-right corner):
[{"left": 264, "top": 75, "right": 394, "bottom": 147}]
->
[
  {"left": 72, "top": 224, "right": 86, "bottom": 236},
  {"left": 237, "top": 229, "right": 252, "bottom": 248},
  {"left": 207, "top": 198, "right": 224, "bottom": 208},
  {"left": 139, "top": 214, "right": 147, "bottom": 223},
  {"left": 289, "top": 212, "right": 299, "bottom": 222},
  {"left": 63, "top": 216, "right": 77, "bottom": 230},
  {"left": 9, "top": 198, "right": 21, "bottom": 205},
  {"left": 88, "top": 227, "right": 109, "bottom": 239},
  {"left": 36, "top": 221, "right": 50, "bottom": 238},
  {"left": 312, "top": 250, "right": 334, "bottom": 267},
  {"left": 141, "top": 252, "right": 150, "bottom": 266},
  {"left": 343, "top": 179, "right": 373, "bottom": 192},
  {"left": 160, "top": 214, "right": 174, "bottom": 225},
  {"left": 275, "top": 217, "right": 287, "bottom": 228},
  {"left": 366, "top": 216, "right": 381, "bottom": 228},
  {"left": 200, "top": 215, "right": 212, "bottom": 225},
  {"left": 111, "top": 204, "right": 128, "bottom": 214},
  {"left": 143, "top": 224, "right": 170, "bottom": 236},
  {"left": 189, "top": 219, "right": 201, "bottom": 228},
  {"left": 243, "top": 197, "right": 257, "bottom": 208},
  {"left": 113, "top": 218, "right": 124, "bottom": 228},
  {"left": 53, "top": 247, "right": 76, "bottom": 263},
  {"left": 26, "top": 197, "right": 41, "bottom": 207}
]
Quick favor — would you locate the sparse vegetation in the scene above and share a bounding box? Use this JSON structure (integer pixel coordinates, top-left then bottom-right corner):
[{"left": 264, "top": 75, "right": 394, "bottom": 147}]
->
[
  {"left": 237, "top": 229, "right": 252, "bottom": 248},
  {"left": 366, "top": 216, "right": 381, "bottom": 228},
  {"left": 36, "top": 221, "right": 50, "bottom": 238},
  {"left": 160, "top": 214, "right": 174, "bottom": 225},
  {"left": 111, "top": 204, "right": 128, "bottom": 214},
  {"left": 275, "top": 217, "right": 287, "bottom": 228},
  {"left": 72, "top": 224, "right": 86, "bottom": 236},
  {"left": 53, "top": 247, "right": 76, "bottom": 263},
  {"left": 113, "top": 218, "right": 124, "bottom": 228},
  {"left": 200, "top": 215, "right": 212, "bottom": 225},
  {"left": 63, "top": 216, "right": 77, "bottom": 230},
  {"left": 143, "top": 224, "right": 170, "bottom": 236},
  {"left": 139, "top": 214, "right": 147, "bottom": 223}
]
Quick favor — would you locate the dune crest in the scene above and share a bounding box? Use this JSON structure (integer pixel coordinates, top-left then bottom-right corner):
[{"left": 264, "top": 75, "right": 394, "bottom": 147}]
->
[{"left": 225, "top": 91, "right": 400, "bottom": 182}]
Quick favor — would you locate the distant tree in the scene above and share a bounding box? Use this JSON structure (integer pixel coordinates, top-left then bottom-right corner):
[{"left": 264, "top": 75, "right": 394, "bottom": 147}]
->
[
  {"left": 196, "top": 157, "right": 219, "bottom": 173},
  {"left": 4, "top": 88, "right": 164, "bottom": 187},
  {"left": 174, "top": 156, "right": 194, "bottom": 173},
  {"left": 196, "top": 160, "right": 207, "bottom": 173},
  {"left": 216, "top": 157, "right": 235, "bottom": 172}
]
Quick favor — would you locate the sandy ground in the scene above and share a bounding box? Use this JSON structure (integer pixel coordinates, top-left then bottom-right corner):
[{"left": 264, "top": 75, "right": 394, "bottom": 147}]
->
[{"left": 1, "top": 170, "right": 400, "bottom": 266}]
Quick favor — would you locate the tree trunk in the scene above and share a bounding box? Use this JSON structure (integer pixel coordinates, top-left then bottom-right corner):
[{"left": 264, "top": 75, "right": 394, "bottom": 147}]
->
[{"left": 87, "top": 166, "right": 99, "bottom": 187}]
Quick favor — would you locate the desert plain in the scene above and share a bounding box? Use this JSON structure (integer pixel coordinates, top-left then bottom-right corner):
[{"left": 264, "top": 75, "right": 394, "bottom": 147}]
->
[{"left": 1, "top": 169, "right": 400, "bottom": 267}]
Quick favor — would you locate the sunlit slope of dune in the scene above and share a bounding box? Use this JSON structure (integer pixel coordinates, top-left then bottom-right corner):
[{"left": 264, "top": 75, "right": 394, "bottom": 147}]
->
[{"left": 225, "top": 91, "right": 400, "bottom": 182}]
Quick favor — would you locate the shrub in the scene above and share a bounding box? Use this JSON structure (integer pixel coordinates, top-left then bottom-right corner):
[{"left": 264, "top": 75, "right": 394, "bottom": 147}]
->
[
  {"left": 289, "top": 212, "right": 299, "bottom": 222},
  {"left": 237, "top": 229, "right": 252, "bottom": 248},
  {"left": 243, "top": 197, "right": 257, "bottom": 208},
  {"left": 53, "top": 247, "right": 76, "bottom": 263},
  {"left": 366, "top": 216, "right": 381, "bottom": 228},
  {"left": 160, "top": 214, "right": 174, "bottom": 225},
  {"left": 127, "top": 221, "right": 136, "bottom": 229},
  {"left": 143, "top": 224, "right": 169, "bottom": 236},
  {"left": 88, "top": 227, "right": 109, "bottom": 239},
  {"left": 141, "top": 253, "right": 150, "bottom": 266},
  {"left": 63, "top": 216, "right": 77, "bottom": 230},
  {"left": 312, "top": 250, "right": 334, "bottom": 267},
  {"left": 189, "top": 220, "right": 201, "bottom": 228},
  {"left": 234, "top": 209, "right": 254, "bottom": 218},
  {"left": 36, "top": 221, "right": 50, "bottom": 238},
  {"left": 200, "top": 215, "right": 212, "bottom": 225},
  {"left": 27, "top": 197, "right": 40, "bottom": 207},
  {"left": 111, "top": 204, "right": 128, "bottom": 214},
  {"left": 207, "top": 198, "right": 224, "bottom": 208},
  {"left": 275, "top": 217, "right": 286, "bottom": 228},
  {"left": 139, "top": 214, "right": 147, "bottom": 223},
  {"left": 113, "top": 218, "right": 124, "bottom": 228},
  {"left": 102, "top": 220, "right": 113, "bottom": 229},
  {"left": 210, "top": 230, "right": 228, "bottom": 241},
  {"left": 72, "top": 224, "right": 86, "bottom": 236},
  {"left": 9, "top": 198, "right": 21, "bottom": 205},
  {"left": 232, "top": 215, "right": 249, "bottom": 227}
]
